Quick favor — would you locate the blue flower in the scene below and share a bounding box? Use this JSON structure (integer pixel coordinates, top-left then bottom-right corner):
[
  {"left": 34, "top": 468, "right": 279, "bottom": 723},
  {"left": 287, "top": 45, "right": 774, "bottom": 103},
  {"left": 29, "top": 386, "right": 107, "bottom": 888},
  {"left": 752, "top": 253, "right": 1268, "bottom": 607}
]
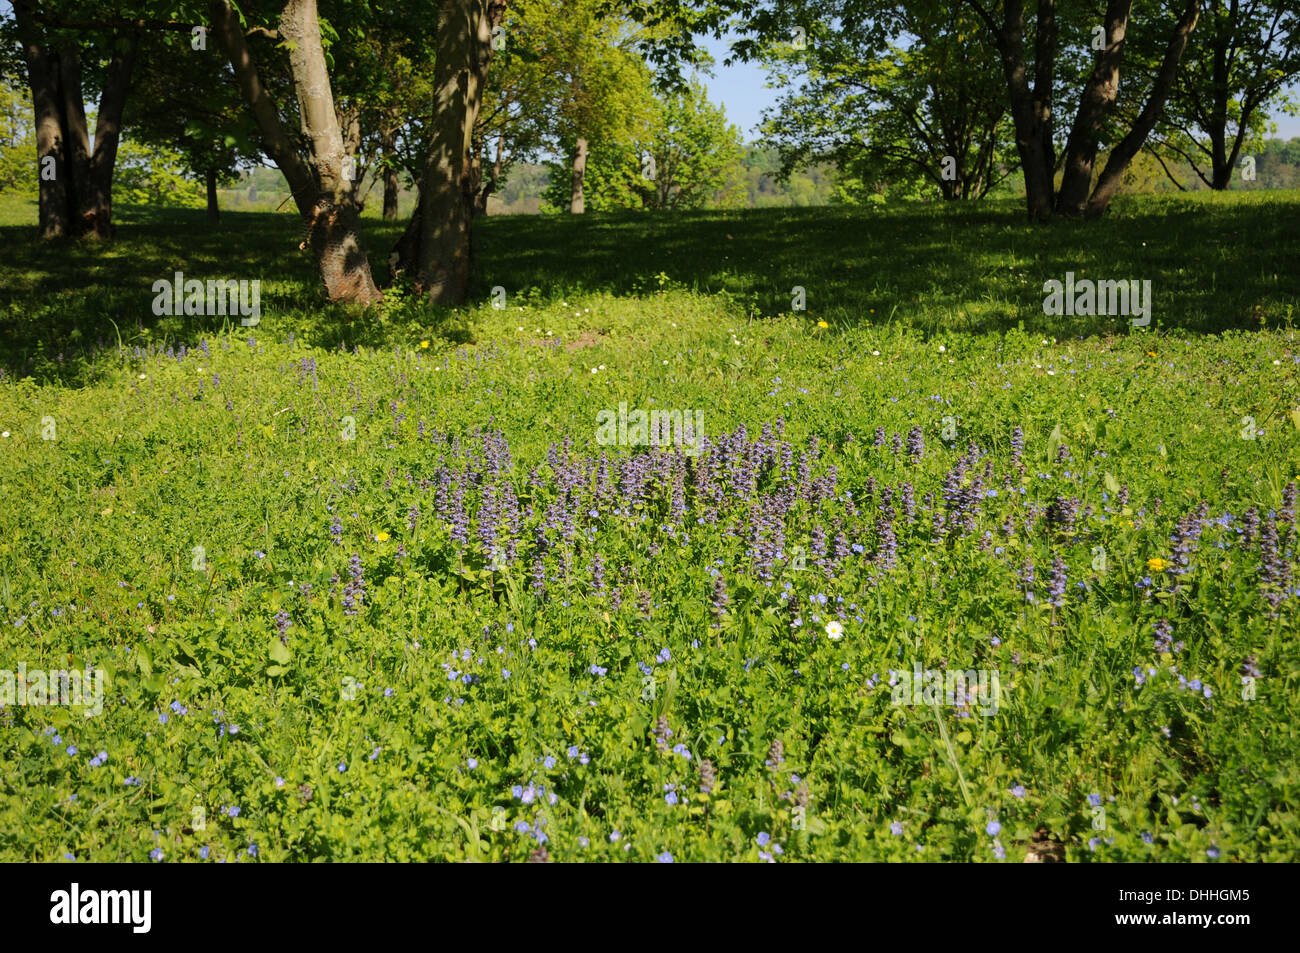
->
[
  {"left": 985, "top": 820, "right": 1001, "bottom": 837},
  {"left": 1010, "top": 785, "right": 1026, "bottom": 798},
  {"left": 609, "top": 830, "right": 621, "bottom": 842},
  {"left": 1207, "top": 846, "right": 1221, "bottom": 859},
  {"left": 337, "top": 762, "right": 347, "bottom": 772},
  {"left": 890, "top": 821, "right": 904, "bottom": 836},
  {"left": 467, "top": 758, "right": 478, "bottom": 769},
  {"left": 66, "top": 745, "right": 77, "bottom": 756},
  {"left": 1087, "top": 793, "right": 1101, "bottom": 807},
  {"left": 149, "top": 848, "right": 164, "bottom": 862},
  {"left": 756, "top": 832, "right": 771, "bottom": 847},
  {"left": 657, "top": 851, "right": 674, "bottom": 863}
]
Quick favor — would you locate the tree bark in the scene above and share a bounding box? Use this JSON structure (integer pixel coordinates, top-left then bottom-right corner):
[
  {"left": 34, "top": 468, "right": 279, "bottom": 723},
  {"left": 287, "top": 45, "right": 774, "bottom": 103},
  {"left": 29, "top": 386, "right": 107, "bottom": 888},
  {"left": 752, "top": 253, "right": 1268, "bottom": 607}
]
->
[
  {"left": 206, "top": 168, "right": 220, "bottom": 223},
  {"left": 1086, "top": 0, "right": 1201, "bottom": 216},
  {"left": 978, "top": 0, "right": 1058, "bottom": 221},
  {"left": 210, "top": 0, "right": 382, "bottom": 304},
  {"left": 401, "top": 0, "right": 507, "bottom": 305},
  {"left": 381, "top": 127, "right": 400, "bottom": 220},
  {"left": 85, "top": 35, "right": 138, "bottom": 239},
  {"left": 14, "top": 2, "right": 136, "bottom": 241},
  {"left": 1056, "top": 1, "right": 1133, "bottom": 217},
  {"left": 280, "top": 0, "right": 383, "bottom": 303},
  {"left": 14, "top": 1, "right": 69, "bottom": 239},
  {"left": 570, "top": 136, "right": 588, "bottom": 213}
]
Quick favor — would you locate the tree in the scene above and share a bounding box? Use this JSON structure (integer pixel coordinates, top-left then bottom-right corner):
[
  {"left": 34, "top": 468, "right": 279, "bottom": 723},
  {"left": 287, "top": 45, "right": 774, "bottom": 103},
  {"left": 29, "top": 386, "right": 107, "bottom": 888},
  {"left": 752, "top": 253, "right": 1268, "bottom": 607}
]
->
[
  {"left": 0, "top": 77, "right": 37, "bottom": 195},
  {"left": 1142, "top": 0, "right": 1300, "bottom": 190},
  {"left": 391, "top": 0, "right": 508, "bottom": 305},
  {"left": 208, "top": 0, "right": 383, "bottom": 303},
  {"left": 8, "top": 0, "right": 161, "bottom": 239},
  {"left": 956, "top": 0, "right": 1203, "bottom": 220},
  {"left": 545, "top": 77, "right": 745, "bottom": 211},
  {"left": 758, "top": 2, "right": 1015, "bottom": 201},
  {"left": 124, "top": 26, "right": 259, "bottom": 224}
]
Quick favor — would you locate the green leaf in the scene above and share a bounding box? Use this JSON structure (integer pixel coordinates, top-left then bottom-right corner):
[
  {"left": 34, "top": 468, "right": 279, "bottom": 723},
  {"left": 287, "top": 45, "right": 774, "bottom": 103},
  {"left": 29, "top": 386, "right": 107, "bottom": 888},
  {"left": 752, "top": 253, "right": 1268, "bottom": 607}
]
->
[
  {"left": 1104, "top": 471, "right": 1120, "bottom": 494},
  {"left": 269, "top": 639, "right": 292, "bottom": 665},
  {"left": 1046, "top": 423, "right": 1062, "bottom": 462}
]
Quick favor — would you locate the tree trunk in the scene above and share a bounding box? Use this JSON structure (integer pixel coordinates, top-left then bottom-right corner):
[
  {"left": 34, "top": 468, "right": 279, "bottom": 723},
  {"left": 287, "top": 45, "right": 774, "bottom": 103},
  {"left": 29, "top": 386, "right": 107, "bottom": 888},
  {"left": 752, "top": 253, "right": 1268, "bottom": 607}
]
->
[
  {"left": 381, "top": 127, "right": 400, "bottom": 220},
  {"left": 85, "top": 35, "right": 137, "bottom": 239},
  {"left": 14, "top": 2, "right": 69, "bottom": 239},
  {"left": 14, "top": 3, "right": 136, "bottom": 241},
  {"left": 1057, "top": 1, "right": 1133, "bottom": 217},
  {"left": 984, "top": 0, "right": 1058, "bottom": 221},
  {"left": 570, "top": 136, "right": 588, "bottom": 213},
  {"left": 210, "top": 0, "right": 382, "bottom": 304},
  {"left": 57, "top": 45, "right": 97, "bottom": 236},
  {"left": 280, "top": 0, "right": 383, "bottom": 303},
  {"left": 405, "top": 0, "right": 506, "bottom": 305},
  {"left": 206, "top": 168, "right": 220, "bottom": 224},
  {"left": 473, "top": 131, "right": 505, "bottom": 217},
  {"left": 1086, "top": 0, "right": 1201, "bottom": 217}
]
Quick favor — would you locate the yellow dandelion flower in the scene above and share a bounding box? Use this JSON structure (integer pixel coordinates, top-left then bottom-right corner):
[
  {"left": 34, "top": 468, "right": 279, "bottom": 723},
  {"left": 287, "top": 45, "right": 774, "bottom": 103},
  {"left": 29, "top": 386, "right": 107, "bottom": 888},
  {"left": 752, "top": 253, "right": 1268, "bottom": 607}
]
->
[
  {"left": 817, "top": 320, "right": 828, "bottom": 329},
  {"left": 419, "top": 340, "right": 430, "bottom": 349},
  {"left": 375, "top": 532, "right": 390, "bottom": 543},
  {"left": 1146, "top": 558, "right": 1168, "bottom": 572}
]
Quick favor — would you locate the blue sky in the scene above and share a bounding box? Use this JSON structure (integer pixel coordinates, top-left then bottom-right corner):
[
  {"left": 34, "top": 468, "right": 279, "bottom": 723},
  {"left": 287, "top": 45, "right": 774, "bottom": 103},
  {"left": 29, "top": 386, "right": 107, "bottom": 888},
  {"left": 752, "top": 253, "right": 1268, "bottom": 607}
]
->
[{"left": 696, "top": 35, "right": 1300, "bottom": 144}]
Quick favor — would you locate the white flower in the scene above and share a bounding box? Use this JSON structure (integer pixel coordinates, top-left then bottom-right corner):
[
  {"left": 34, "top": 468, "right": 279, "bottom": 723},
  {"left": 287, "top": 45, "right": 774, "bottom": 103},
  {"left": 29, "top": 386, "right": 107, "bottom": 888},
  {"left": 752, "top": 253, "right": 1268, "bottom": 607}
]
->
[
  {"left": 871, "top": 350, "right": 880, "bottom": 356},
  {"left": 0, "top": 432, "right": 8, "bottom": 438},
  {"left": 937, "top": 344, "right": 946, "bottom": 353},
  {"left": 138, "top": 374, "right": 147, "bottom": 380},
  {"left": 590, "top": 367, "right": 598, "bottom": 374},
  {"left": 825, "top": 621, "right": 844, "bottom": 641}
]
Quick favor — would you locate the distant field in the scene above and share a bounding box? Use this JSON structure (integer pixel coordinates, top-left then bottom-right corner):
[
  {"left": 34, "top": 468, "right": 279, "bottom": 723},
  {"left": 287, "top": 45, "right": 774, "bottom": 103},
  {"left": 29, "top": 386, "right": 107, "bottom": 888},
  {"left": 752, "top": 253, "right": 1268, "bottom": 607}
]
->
[{"left": 0, "top": 193, "right": 1297, "bottom": 861}]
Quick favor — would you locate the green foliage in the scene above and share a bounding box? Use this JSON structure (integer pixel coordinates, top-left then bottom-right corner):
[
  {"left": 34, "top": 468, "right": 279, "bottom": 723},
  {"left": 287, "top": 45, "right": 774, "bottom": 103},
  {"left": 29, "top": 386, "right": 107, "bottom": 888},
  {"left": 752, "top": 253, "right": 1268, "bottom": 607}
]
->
[
  {"left": 0, "top": 78, "right": 35, "bottom": 195},
  {"left": 113, "top": 139, "right": 205, "bottom": 208},
  {"left": 544, "top": 78, "right": 745, "bottom": 211},
  {"left": 756, "top": 1, "right": 1015, "bottom": 202}
]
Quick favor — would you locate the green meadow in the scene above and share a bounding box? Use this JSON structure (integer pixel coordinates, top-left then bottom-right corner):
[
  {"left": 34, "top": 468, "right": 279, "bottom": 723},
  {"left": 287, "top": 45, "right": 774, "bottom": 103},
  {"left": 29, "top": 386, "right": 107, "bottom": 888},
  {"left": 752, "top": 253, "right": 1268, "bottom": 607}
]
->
[{"left": 0, "top": 192, "right": 1298, "bottom": 861}]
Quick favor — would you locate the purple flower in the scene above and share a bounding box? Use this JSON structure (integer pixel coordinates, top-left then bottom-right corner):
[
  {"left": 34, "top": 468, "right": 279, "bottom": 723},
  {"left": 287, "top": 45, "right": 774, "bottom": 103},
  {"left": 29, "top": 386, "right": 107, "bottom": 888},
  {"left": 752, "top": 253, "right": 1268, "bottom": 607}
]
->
[{"left": 1048, "top": 554, "right": 1067, "bottom": 608}]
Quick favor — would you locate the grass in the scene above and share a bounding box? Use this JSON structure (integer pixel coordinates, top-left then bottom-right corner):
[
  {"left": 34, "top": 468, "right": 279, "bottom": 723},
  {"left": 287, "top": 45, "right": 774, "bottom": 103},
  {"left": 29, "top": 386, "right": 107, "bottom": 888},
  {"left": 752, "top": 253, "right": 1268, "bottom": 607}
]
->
[{"left": 0, "top": 190, "right": 1297, "bottom": 862}]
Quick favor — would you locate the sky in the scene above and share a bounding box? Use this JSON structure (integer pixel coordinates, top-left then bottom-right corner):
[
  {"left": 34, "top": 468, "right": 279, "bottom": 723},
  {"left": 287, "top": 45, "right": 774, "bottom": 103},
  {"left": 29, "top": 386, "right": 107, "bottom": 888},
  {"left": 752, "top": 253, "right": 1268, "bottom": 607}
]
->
[{"left": 696, "top": 34, "right": 1300, "bottom": 144}]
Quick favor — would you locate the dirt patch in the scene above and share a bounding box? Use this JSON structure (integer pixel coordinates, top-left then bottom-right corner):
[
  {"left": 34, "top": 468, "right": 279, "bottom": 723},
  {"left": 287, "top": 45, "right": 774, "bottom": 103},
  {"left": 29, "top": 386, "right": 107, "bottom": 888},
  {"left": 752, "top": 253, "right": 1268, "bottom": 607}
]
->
[{"left": 565, "top": 329, "right": 604, "bottom": 351}]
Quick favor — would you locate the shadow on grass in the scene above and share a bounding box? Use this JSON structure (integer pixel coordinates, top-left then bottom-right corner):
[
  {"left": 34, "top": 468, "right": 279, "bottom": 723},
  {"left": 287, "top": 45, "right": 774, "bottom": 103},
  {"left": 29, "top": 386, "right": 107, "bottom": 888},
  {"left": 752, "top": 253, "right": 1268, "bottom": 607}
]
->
[{"left": 1, "top": 192, "right": 1297, "bottom": 384}]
